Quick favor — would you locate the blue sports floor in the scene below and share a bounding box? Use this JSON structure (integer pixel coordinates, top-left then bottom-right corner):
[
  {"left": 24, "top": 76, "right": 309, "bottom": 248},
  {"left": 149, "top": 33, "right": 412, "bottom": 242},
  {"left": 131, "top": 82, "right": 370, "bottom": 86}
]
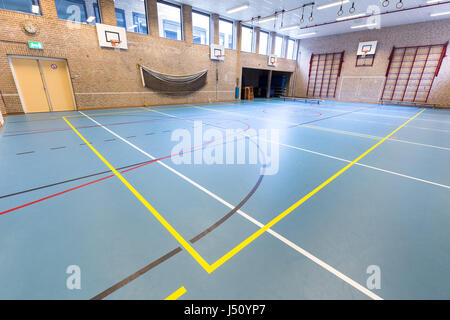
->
[{"left": 0, "top": 99, "right": 449, "bottom": 300}]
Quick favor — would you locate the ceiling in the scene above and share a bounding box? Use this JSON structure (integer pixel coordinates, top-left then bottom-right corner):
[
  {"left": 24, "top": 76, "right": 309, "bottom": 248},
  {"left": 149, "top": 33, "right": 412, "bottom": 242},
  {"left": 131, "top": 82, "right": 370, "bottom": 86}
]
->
[{"left": 180, "top": 0, "right": 450, "bottom": 38}]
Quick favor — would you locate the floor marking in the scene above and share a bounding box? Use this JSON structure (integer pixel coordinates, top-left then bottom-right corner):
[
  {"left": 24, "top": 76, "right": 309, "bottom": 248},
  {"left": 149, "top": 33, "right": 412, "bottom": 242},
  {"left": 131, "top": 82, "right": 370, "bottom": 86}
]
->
[
  {"left": 16, "top": 151, "right": 35, "bottom": 155},
  {"left": 165, "top": 286, "right": 187, "bottom": 300},
  {"left": 262, "top": 101, "right": 450, "bottom": 124},
  {"left": 195, "top": 105, "right": 450, "bottom": 151},
  {"left": 339, "top": 116, "right": 450, "bottom": 134},
  {"left": 208, "top": 110, "right": 425, "bottom": 273},
  {"left": 81, "top": 110, "right": 383, "bottom": 299},
  {"left": 63, "top": 115, "right": 212, "bottom": 272},
  {"left": 152, "top": 108, "right": 449, "bottom": 189},
  {"left": 92, "top": 174, "right": 265, "bottom": 300},
  {"left": 50, "top": 146, "right": 66, "bottom": 150}
]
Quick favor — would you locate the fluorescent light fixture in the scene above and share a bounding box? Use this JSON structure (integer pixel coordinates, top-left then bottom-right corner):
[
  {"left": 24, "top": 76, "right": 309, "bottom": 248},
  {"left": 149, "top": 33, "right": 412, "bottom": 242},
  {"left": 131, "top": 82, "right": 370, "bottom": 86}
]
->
[
  {"left": 317, "top": 0, "right": 349, "bottom": 10},
  {"left": 86, "top": 16, "right": 96, "bottom": 23},
  {"left": 336, "top": 13, "right": 366, "bottom": 21},
  {"left": 279, "top": 25, "right": 300, "bottom": 31},
  {"left": 226, "top": 4, "right": 249, "bottom": 14},
  {"left": 430, "top": 11, "right": 450, "bottom": 16},
  {"left": 297, "top": 32, "right": 317, "bottom": 37},
  {"left": 258, "top": 16, "right": 276, "bottom": 23},
  {"left": 31, "top": 5, "right": 40, "bottom": 14},
  {"left": 426, "top": 0, "right": 441, "bottom": 3},
  {"left": 351, "top": 23, "right": 377, "bottom": 29}
]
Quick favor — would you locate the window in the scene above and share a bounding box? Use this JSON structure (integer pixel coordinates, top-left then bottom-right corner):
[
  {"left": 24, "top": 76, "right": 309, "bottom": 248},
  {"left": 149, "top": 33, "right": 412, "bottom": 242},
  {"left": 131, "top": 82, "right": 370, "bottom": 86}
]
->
[
  {"left": 287, "top": 39, "right": 296, "bottom": 60},
  {"left": 0, "top": 0, "right": 41, "bottom": 15},
  {"left": 133, "top": 12, "right": 147, "bottom": 34},
  {"left": 93, "top": 3, "right": 101, "bottom": 22},
  {"left": 55, "top": 0, "right": 101, "bottom": 25},
  {"left": 114, "top": 0, "right": 148, "bottom": 34},
  {"left": 192, "top": 11, "right": 210, "bottom": 45},
  {"left": 274, "top": 35, "right": 284, "bottom": 57},
  {"left": 158, "top": 1, "right": 182, "bottom": 40},
  {"left": 219, "top": 19, "right": 234, "bottom": 49},
  {"left": 115, "top": 8, "right": 126, "bottom": 29},
  {"left": 241, "top": 26, "right": 253, "bottom": 53},
  {"left": 259, "top": 31, "right": 269, "bottom": 55}
]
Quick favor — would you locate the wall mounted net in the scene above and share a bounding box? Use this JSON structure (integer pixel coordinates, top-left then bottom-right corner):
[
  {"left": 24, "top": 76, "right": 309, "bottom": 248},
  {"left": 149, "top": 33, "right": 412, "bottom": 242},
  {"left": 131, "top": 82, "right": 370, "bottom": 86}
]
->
[{"left": 138, "top": 64, "right": 208, "bottom": 95}]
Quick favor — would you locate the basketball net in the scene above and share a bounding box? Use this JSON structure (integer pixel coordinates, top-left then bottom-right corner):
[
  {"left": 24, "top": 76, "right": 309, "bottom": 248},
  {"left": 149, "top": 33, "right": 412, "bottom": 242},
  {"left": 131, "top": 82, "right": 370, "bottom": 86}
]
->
[{"left": 110, "top": 40, "right": 122, "bottom": 47}]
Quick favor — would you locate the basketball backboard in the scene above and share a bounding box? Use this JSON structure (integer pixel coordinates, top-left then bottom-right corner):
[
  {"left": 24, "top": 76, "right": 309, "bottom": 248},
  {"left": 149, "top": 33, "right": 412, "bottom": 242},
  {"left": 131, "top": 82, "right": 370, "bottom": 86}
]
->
[
  {"left": 357, "top": 41, "right": 377, "bottom": 56},
  {"left": 96, "top": 24, "right": 128, "bottom": 50},
  {"left": 268, "top": 55, "right": 278, "bottom": 67},
  {"left": 210, "top": 44, "right": 225, "bottom": 61}
]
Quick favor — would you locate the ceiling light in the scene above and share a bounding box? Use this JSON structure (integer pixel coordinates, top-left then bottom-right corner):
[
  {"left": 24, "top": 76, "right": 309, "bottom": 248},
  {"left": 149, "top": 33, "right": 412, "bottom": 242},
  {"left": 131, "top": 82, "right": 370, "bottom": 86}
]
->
[
  {"left": 297, "top": 32, "right": 317, "bottom": 37},
  {"left": 279, "top": 25, "right": 300, "bottom": 31},
  {"left": 226, "top": 4, "right": 249, "bottom": 14},
  {"left": 351, "top": 23, "right": 378, "bottom": 29},
  {"left": 258, "top": 16, "right": 276, "bottom": 23},
  {"left": 426, "top": 0, "right": 441, "bottom": 3},
  {"left": 86, "top": 16, "right": 96, "bottom": 23},
  {"left": 336, "top": 13, "right": 366, "bottom": 21},
  {"left": 430, "top": 11, "right": 450, "bottom": 16},
  {"left": 317, "top": 0, "right": 350, "bottom": 10}
]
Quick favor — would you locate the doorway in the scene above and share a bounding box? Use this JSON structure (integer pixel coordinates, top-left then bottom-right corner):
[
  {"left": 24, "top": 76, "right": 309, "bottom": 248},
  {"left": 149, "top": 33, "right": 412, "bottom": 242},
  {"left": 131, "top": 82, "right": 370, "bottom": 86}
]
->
[
  {"left": 241, "top": 68, "right": 293, "bottom": 99},
  {"left": 9, "top": 56, "right": 76, "bottom": 113}
]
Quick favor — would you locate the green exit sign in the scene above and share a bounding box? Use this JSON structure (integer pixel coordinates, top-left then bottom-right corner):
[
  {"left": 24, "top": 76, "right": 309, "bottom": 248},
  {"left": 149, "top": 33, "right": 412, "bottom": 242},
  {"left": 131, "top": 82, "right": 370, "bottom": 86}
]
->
[{"left": 28, "top": 41, "right": 43, "bottom": 50}]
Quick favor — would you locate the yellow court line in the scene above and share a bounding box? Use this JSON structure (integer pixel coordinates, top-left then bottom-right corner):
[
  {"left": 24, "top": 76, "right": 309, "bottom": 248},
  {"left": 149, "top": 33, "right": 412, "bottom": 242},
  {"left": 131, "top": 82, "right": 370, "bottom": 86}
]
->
[
  {"left": 301, "top": 124, "right": 380, "bottom": 140},
  {"left": 62, "top": 116, "right": 212, "bottom": 273},
  {"left": 165, "top": 286, "right": 187, "bottom": 300},
  {"left": 63, "top": 108, "right": 424, "bottom": 275},
  {"left": 207, "top": 108, "right": 425, "bottom": 271}
]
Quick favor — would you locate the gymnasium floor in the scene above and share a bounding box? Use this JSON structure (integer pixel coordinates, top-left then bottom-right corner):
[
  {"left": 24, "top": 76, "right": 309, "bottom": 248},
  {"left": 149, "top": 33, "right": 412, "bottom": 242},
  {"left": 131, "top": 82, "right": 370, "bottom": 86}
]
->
[{"left": 0, "top": 99, "right": 449, "bottom": 300}]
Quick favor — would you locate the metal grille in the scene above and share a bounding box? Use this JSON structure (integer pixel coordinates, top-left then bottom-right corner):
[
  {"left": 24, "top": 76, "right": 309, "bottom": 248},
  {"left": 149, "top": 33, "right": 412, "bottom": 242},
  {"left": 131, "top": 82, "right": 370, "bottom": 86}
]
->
[{"left": 306, "top": 51, "right": 344, "bottom": 98}]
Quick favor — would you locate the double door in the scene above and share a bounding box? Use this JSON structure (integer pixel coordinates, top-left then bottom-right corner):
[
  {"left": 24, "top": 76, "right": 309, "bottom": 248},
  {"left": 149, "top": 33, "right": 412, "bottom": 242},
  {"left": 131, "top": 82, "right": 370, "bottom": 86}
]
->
[{"left": 10, "top": 57, "right": 76, "bottom": 113}]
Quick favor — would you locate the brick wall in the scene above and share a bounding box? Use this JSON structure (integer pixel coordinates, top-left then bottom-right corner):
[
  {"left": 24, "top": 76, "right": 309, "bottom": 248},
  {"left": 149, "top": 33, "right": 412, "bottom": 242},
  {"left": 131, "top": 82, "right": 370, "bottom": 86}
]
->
[
  {"left": 295, "top": 19, "right": 450, "bottom": 107},
  {"left": 0, "top": 0, "right": 297, "bottom": 115}
]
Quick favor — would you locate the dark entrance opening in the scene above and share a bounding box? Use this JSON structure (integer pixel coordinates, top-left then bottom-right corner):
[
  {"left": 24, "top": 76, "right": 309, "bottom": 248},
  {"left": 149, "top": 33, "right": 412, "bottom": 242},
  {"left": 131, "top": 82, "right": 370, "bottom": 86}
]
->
[
  {"left": 241, "top": 68, "right": 293, "bottom": 99},
  {"left": 270, "top": 71, "right": 292, "bottom": 98},
  {"left": 241, "top": 68, "right": 269, "bottom": 99}
]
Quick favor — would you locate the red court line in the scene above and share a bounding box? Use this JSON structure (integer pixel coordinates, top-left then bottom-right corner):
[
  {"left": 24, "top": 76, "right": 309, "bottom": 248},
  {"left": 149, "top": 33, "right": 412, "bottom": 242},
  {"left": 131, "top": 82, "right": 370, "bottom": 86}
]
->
[
  {"left": 5, "top": 116, "right": 242, "bottom": 135},
  {"left": 5, "top": 118, "right": 183, "bottom": 134},
  {"left": 0, "top": 121, "right": 251, "bottom": 216}
]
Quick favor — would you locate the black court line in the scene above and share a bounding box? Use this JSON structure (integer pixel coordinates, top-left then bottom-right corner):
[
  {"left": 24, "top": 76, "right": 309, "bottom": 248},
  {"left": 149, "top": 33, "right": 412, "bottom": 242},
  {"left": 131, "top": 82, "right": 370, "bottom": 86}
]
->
[
  {"left": 288, "top": 107, "right": 372, "bottom": 128},
  {"left": 91, "top": 173, "right": 264, "bottom": 300},
  {"left": 0, "top": 159, "right": 158, "bottom": 200},
  {"left": 16, "top": 151, "right": 35, "bottom": 155},
  {"left": 50, "top": 146, "right": 66, "bottom": 150}
]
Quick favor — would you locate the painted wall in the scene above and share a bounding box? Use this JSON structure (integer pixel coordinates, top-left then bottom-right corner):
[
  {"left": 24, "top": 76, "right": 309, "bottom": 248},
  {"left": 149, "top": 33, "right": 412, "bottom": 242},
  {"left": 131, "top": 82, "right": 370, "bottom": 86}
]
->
[
  {"left": 0, "top": 0, "right": 297, "bottom": 115},
  {"left": 295, "top": 19, "right": 450, "bottom": 107}
]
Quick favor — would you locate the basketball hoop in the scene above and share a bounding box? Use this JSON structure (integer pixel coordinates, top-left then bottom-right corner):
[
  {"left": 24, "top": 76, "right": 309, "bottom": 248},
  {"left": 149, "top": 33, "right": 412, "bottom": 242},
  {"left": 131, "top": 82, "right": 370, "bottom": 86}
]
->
[
  {"left": 110, "top": 39, "right": 122, "bottom": 47},
  {"left": 214, "top": 54, "right": 225, "bottom": 60},
  {"left": 361, "top": 49, "right": 369, "bottom": 58}
]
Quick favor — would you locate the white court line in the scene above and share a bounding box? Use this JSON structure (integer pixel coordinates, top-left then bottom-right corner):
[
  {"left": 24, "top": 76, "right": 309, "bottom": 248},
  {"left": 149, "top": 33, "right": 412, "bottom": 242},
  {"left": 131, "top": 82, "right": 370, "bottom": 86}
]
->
[
  {"left": 79, "top": 110, "right": 382, "bottom": 300},
  {"left": 152, "top": 108, "right": 449, "bottom": 190},
  {"left": 262, "top": 101, "right": 450, "bottom": 124},
  {"left": 195, "top": 105, "right": 450, "bottom": 152},
  {"left": 337, "top": 117, "right": 450, "bottom": 134}
]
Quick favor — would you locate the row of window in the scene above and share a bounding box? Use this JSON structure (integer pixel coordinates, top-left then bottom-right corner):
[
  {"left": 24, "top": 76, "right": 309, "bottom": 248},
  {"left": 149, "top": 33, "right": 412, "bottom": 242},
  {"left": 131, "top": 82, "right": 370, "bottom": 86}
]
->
[
  {"left": 242, "top": 27, "right": 296, "bottom": 59},
  {"left": 1, "top": 0, "right": 296, "bottom": 59}
]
